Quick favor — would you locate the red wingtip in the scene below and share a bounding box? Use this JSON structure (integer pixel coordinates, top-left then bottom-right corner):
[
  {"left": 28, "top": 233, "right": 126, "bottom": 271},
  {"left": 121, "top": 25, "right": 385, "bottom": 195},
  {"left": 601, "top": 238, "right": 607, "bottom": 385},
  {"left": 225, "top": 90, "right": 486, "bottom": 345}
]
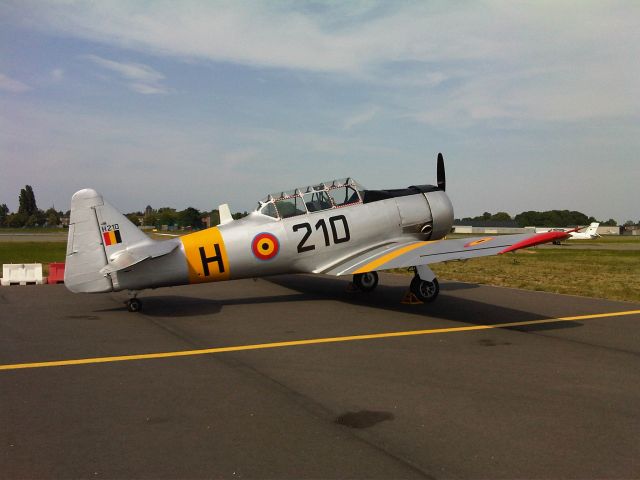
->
[{"left": 499, "top": 231, "right": 570, "bottom": 254}]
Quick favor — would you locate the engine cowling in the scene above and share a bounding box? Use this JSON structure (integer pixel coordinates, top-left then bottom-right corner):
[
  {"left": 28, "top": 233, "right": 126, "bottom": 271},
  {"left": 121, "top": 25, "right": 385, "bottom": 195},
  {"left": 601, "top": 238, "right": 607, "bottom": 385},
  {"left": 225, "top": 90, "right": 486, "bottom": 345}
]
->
[{"left": 424, "top": 190, "right": 454, "bottom": 240}]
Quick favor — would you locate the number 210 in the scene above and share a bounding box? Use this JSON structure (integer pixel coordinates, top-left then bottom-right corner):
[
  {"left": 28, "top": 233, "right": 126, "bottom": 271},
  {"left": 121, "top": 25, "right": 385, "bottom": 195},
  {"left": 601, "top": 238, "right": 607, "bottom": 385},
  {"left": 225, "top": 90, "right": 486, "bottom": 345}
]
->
[{"left": 293, "top": 215, "right": 350, "bottom": 253}]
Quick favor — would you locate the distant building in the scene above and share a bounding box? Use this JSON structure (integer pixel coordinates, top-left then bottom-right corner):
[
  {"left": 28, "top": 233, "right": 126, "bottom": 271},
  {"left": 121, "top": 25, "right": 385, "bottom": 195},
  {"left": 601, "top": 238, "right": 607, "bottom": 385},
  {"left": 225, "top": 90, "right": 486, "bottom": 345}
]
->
[
  {"left": 597, "top": 225, "right": 621, "bottom": 236},
  {"left": 453, "top": 219, "right": 520, "bottom": 228},
  {"left": 452, "top": 219, "right": 527, "bottom": 235},
  {"left": 621, "top": 225, "right": 640, "bottom": 236},
  {"left": 452, "top": 225, "right": 529, "bottom": 235}
]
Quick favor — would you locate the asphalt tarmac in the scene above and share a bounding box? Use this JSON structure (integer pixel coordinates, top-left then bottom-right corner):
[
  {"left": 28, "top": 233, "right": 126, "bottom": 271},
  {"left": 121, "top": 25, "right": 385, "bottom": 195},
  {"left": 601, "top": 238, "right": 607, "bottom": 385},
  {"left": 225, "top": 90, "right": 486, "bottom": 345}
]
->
[{"left": 1, "top": 274, "right": 639, "bottom": 479}]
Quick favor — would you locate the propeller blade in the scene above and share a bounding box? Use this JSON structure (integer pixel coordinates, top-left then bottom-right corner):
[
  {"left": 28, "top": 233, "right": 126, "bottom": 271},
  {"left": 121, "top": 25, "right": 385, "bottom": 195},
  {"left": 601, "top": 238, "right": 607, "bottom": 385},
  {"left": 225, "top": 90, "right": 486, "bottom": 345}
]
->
[{"left": 437, "top": 152, "right": 446, "bottom": 191}]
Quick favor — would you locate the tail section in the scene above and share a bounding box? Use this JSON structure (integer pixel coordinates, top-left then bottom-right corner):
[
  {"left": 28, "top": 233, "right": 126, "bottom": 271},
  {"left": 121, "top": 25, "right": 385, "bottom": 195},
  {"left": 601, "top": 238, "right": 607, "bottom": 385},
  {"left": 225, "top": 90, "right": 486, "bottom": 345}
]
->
[
  {"left": 64, "top": 188, "right": 149, "bottom": 293},
  {"left": 585, "top": 222, "right": 600, "bottom": 237}
]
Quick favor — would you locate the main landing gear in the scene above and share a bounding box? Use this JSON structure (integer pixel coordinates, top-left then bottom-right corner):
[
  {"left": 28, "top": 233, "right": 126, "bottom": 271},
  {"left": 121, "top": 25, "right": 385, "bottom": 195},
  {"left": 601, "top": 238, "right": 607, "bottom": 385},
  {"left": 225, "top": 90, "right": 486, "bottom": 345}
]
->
[
  {"left": 351, "top": 266, "right": 440, "bottom": 303},
  {"left": 409, "top": 275, "right": 439, "bottom": 303},
  {"left": 352, "top": 271, "right": 379, "bottom": 292},
  {"left": 408, "top": 265, "right": 440, "bottom": 303},
  {"left": 126, "top": 291, "right": 142, "bottom": 312}
]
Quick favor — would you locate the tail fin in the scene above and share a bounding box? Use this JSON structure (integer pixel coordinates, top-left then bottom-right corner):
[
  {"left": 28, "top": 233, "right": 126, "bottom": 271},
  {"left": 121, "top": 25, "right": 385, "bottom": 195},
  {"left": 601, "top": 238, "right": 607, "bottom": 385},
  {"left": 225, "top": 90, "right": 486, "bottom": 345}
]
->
[
  {"left": 64, "top": 188, "right": 149, "bottom": 293},
  {"left": 585, "top": 222, "right": 600, "bottom": 236}
]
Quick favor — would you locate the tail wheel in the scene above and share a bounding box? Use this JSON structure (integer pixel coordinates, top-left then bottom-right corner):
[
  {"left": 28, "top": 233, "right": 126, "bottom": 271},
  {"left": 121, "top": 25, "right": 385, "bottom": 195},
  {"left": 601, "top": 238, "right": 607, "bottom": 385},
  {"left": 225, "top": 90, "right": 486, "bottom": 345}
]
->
[
  {"left": 410, "top": 276, "right": 439, "bottom": 303},
  {"left": 353, "top": 271, "right": 379, "bottom": 292}
]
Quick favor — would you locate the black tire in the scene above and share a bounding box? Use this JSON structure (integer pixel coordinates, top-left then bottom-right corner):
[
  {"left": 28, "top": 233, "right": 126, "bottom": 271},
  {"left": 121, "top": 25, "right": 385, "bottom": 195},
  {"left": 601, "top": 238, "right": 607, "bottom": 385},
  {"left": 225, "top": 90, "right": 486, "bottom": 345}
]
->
[
  {"left": 410, "top": 276, "right": 439, "bottom": 303},
  {"left": 353, "top": 271, "right": 379, "bottom": 292},
  {"left": 127, "top": 298, "right": 142, "bottom": 313}
]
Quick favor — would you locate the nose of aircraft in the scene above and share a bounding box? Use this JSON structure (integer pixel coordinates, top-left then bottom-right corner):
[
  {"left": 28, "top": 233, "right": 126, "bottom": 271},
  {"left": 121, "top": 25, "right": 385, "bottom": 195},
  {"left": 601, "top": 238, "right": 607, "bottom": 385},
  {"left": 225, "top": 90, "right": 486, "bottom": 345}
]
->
[{"left": 424, "top": 190, "right": 454, "bottom": 239}]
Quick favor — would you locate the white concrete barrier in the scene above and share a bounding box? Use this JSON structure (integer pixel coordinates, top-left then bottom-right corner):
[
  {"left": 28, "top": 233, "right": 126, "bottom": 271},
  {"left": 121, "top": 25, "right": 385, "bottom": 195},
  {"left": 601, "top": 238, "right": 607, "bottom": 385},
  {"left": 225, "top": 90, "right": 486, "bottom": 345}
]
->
[{"left": 1, "top": 264, "right": 45, "bottom": 286}]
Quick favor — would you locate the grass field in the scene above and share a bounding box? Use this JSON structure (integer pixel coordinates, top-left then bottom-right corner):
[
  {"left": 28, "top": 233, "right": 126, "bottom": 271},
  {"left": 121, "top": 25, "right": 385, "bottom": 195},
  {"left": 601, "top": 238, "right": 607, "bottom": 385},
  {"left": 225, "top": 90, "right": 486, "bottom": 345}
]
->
[
  {"left": 0, "top": 243, "right": 67, "bottom": 275},
  {"left": 0, "top": 241, "right": 638, "bottom": 303},
  {"left": 428, "top": 248, "right": 640, "bottom": 303},
  {"left": 0, "top": 227, "right": 68, "bottom": 234},
  {"left": 565, "top": 235, "right": 640, "bottom": 245},
  {"left": 447, "top": 232, "right": 640, "bottom": 244}
]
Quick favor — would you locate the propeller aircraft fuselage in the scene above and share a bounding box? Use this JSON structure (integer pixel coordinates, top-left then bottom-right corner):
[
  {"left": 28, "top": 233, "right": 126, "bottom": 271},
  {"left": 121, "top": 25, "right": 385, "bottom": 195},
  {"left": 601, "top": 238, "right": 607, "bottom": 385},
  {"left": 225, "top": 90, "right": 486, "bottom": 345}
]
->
[{"left": 64, "top": 154, "right": 569, "bottom": 312}]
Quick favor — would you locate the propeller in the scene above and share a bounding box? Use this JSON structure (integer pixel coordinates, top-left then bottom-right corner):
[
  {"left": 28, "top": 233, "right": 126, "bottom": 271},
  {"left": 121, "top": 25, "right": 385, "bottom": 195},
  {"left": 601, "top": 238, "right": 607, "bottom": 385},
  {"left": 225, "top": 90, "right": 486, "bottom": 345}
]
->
[{"left": 437, "top": 152, "right": 446, "bottom": 191}]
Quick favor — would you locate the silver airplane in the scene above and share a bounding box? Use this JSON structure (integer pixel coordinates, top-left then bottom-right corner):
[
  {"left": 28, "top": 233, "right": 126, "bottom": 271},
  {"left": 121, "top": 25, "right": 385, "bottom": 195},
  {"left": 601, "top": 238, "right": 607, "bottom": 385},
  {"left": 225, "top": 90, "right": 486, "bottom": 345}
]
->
[{"left": 64, "top": 154, "right": 569, "bottom": 312}]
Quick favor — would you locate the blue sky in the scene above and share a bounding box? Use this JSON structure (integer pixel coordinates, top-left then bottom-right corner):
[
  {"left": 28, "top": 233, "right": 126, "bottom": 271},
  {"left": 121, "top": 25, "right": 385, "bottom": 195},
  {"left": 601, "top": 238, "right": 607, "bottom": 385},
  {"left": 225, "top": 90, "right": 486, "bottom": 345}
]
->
[{"left": 1, "top": 1, "right": 638, "bottom": 222}]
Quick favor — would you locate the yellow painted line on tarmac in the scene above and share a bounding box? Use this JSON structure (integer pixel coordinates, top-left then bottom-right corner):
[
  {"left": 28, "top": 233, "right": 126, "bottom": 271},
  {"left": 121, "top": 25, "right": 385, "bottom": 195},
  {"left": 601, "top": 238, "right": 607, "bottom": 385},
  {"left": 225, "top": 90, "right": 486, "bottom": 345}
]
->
[{"left": 1, "top": 309, "right": 639, "bottom": 372}]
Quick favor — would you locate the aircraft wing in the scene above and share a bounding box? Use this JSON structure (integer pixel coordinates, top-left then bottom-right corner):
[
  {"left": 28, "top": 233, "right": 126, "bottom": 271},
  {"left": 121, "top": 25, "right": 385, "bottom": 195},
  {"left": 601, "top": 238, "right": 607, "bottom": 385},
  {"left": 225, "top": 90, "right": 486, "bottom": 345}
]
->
[{"left": 321, "top": 231, "right": 569, "bottom": 276}]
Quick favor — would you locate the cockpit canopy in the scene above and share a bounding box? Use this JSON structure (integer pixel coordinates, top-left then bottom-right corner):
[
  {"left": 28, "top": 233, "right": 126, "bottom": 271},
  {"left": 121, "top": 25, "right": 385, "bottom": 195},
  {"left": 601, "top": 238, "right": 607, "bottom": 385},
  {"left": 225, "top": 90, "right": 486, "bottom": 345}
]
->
[{"left": 256, "top": 178, "right": 364, "bottom": 219}]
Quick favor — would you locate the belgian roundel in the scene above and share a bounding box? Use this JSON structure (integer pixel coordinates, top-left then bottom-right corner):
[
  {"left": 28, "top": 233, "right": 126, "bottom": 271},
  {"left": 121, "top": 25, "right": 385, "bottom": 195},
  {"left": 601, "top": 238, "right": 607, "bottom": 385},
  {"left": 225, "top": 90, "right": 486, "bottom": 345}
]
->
[{"left": 251, "top": 232, "right": 280, "bottom": 261}]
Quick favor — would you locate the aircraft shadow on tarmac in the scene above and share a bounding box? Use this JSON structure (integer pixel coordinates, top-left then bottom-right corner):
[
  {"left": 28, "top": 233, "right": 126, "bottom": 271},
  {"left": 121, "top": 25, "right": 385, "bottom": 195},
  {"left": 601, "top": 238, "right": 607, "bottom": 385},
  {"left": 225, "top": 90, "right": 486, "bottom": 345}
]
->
[
  {"left": 102, "top": 274, "right": 582, "bottom": 332},
  {"left": 97, "top": 293, "right": 310, "bottom": 317},
  {"left": 268, "top": 274, "right": 582, "bottom": 332}
]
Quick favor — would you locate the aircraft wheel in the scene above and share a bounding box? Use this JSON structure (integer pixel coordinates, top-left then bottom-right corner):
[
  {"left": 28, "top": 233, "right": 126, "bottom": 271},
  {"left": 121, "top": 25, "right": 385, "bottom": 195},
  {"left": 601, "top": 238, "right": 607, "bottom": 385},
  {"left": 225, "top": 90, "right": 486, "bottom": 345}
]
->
[
  {"left": 353, "top": 271, "right": 378, "bottom": 292},
  {"left": 410, "top": 276, "right": 439, "bottom": 303},
  {"left": 127, "top": 298, "right": 142, "bottom": 313}
]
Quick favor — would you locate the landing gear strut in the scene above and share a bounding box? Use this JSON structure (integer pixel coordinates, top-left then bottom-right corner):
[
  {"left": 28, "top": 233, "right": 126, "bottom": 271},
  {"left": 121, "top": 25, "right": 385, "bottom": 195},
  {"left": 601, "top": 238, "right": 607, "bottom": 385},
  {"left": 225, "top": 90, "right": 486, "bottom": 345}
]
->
[
  {"left": 126, "top": 291, "right": 142, "bottom": 312},
  {"left": 353, "top": 271, "right": 378, "bottom": 292}
]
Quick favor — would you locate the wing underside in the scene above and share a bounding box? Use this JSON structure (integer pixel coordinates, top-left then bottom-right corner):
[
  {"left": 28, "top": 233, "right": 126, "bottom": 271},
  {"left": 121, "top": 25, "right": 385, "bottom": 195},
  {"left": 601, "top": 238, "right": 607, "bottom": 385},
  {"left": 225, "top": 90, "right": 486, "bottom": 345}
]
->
[{"left": 321, "top": 231, "right": 569, "bottom": 276}]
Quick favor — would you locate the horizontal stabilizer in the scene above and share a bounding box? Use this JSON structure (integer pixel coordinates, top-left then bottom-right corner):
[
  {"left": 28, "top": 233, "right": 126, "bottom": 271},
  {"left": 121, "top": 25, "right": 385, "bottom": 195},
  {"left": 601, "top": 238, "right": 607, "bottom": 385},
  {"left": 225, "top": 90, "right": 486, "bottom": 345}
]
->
[{"left": 100, "top": 239, "right": 179, "bottom": 275}]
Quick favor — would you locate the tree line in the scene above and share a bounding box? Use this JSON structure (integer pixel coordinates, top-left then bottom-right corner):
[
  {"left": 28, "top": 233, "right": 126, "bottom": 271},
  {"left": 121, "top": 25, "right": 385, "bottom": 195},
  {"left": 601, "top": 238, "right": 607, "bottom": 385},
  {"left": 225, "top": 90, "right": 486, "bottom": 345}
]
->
[
  {"left": 0, "top": 186, "right": 66, "bottom": 228},
  {"left": 455, "top": 210, "right": 629, "bottom": 227},
  {"left": 0, "top": 185, "right": 247, "bottom": 229},
  {"left": 130, "top": 206, "right": 248, "bottom": 230}
]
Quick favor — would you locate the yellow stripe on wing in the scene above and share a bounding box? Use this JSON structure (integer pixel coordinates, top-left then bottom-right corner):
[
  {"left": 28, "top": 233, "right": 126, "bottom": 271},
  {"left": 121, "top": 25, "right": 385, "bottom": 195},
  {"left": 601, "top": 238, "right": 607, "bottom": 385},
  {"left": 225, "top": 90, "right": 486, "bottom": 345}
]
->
[{"left": 352, "top": 241, "right": 436, "bottom": 274}]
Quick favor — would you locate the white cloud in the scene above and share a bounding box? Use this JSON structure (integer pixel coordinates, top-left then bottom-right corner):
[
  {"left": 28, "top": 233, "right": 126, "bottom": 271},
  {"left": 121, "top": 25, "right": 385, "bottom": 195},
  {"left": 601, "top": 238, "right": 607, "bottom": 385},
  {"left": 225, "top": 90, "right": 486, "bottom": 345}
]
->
[
  {"left": 128, "top": 82, "right": 168, "bottom": 95},
  {"left": 9, "top": 1, "right": 638, "bottom": 123},
  {"left": 50, "top": 68, "right": 64, "bottom": 81},
  {"left": 344, "top": 106, "right": 379, "bottom": 130},
  {"left": 84, "top": 54, "right": 163, "bottom": 83},
  {"left": 83, "top": 54, "right": 168, "bottom": 94},
  {"left": 409, "top": 58, "right": 639, "bottom": 128},
  {"left": 5, "top": 2, "right": 498, "bottom": 73},
  {"left": 0, "top": 73, "right": 30, "bottom": 93}
]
